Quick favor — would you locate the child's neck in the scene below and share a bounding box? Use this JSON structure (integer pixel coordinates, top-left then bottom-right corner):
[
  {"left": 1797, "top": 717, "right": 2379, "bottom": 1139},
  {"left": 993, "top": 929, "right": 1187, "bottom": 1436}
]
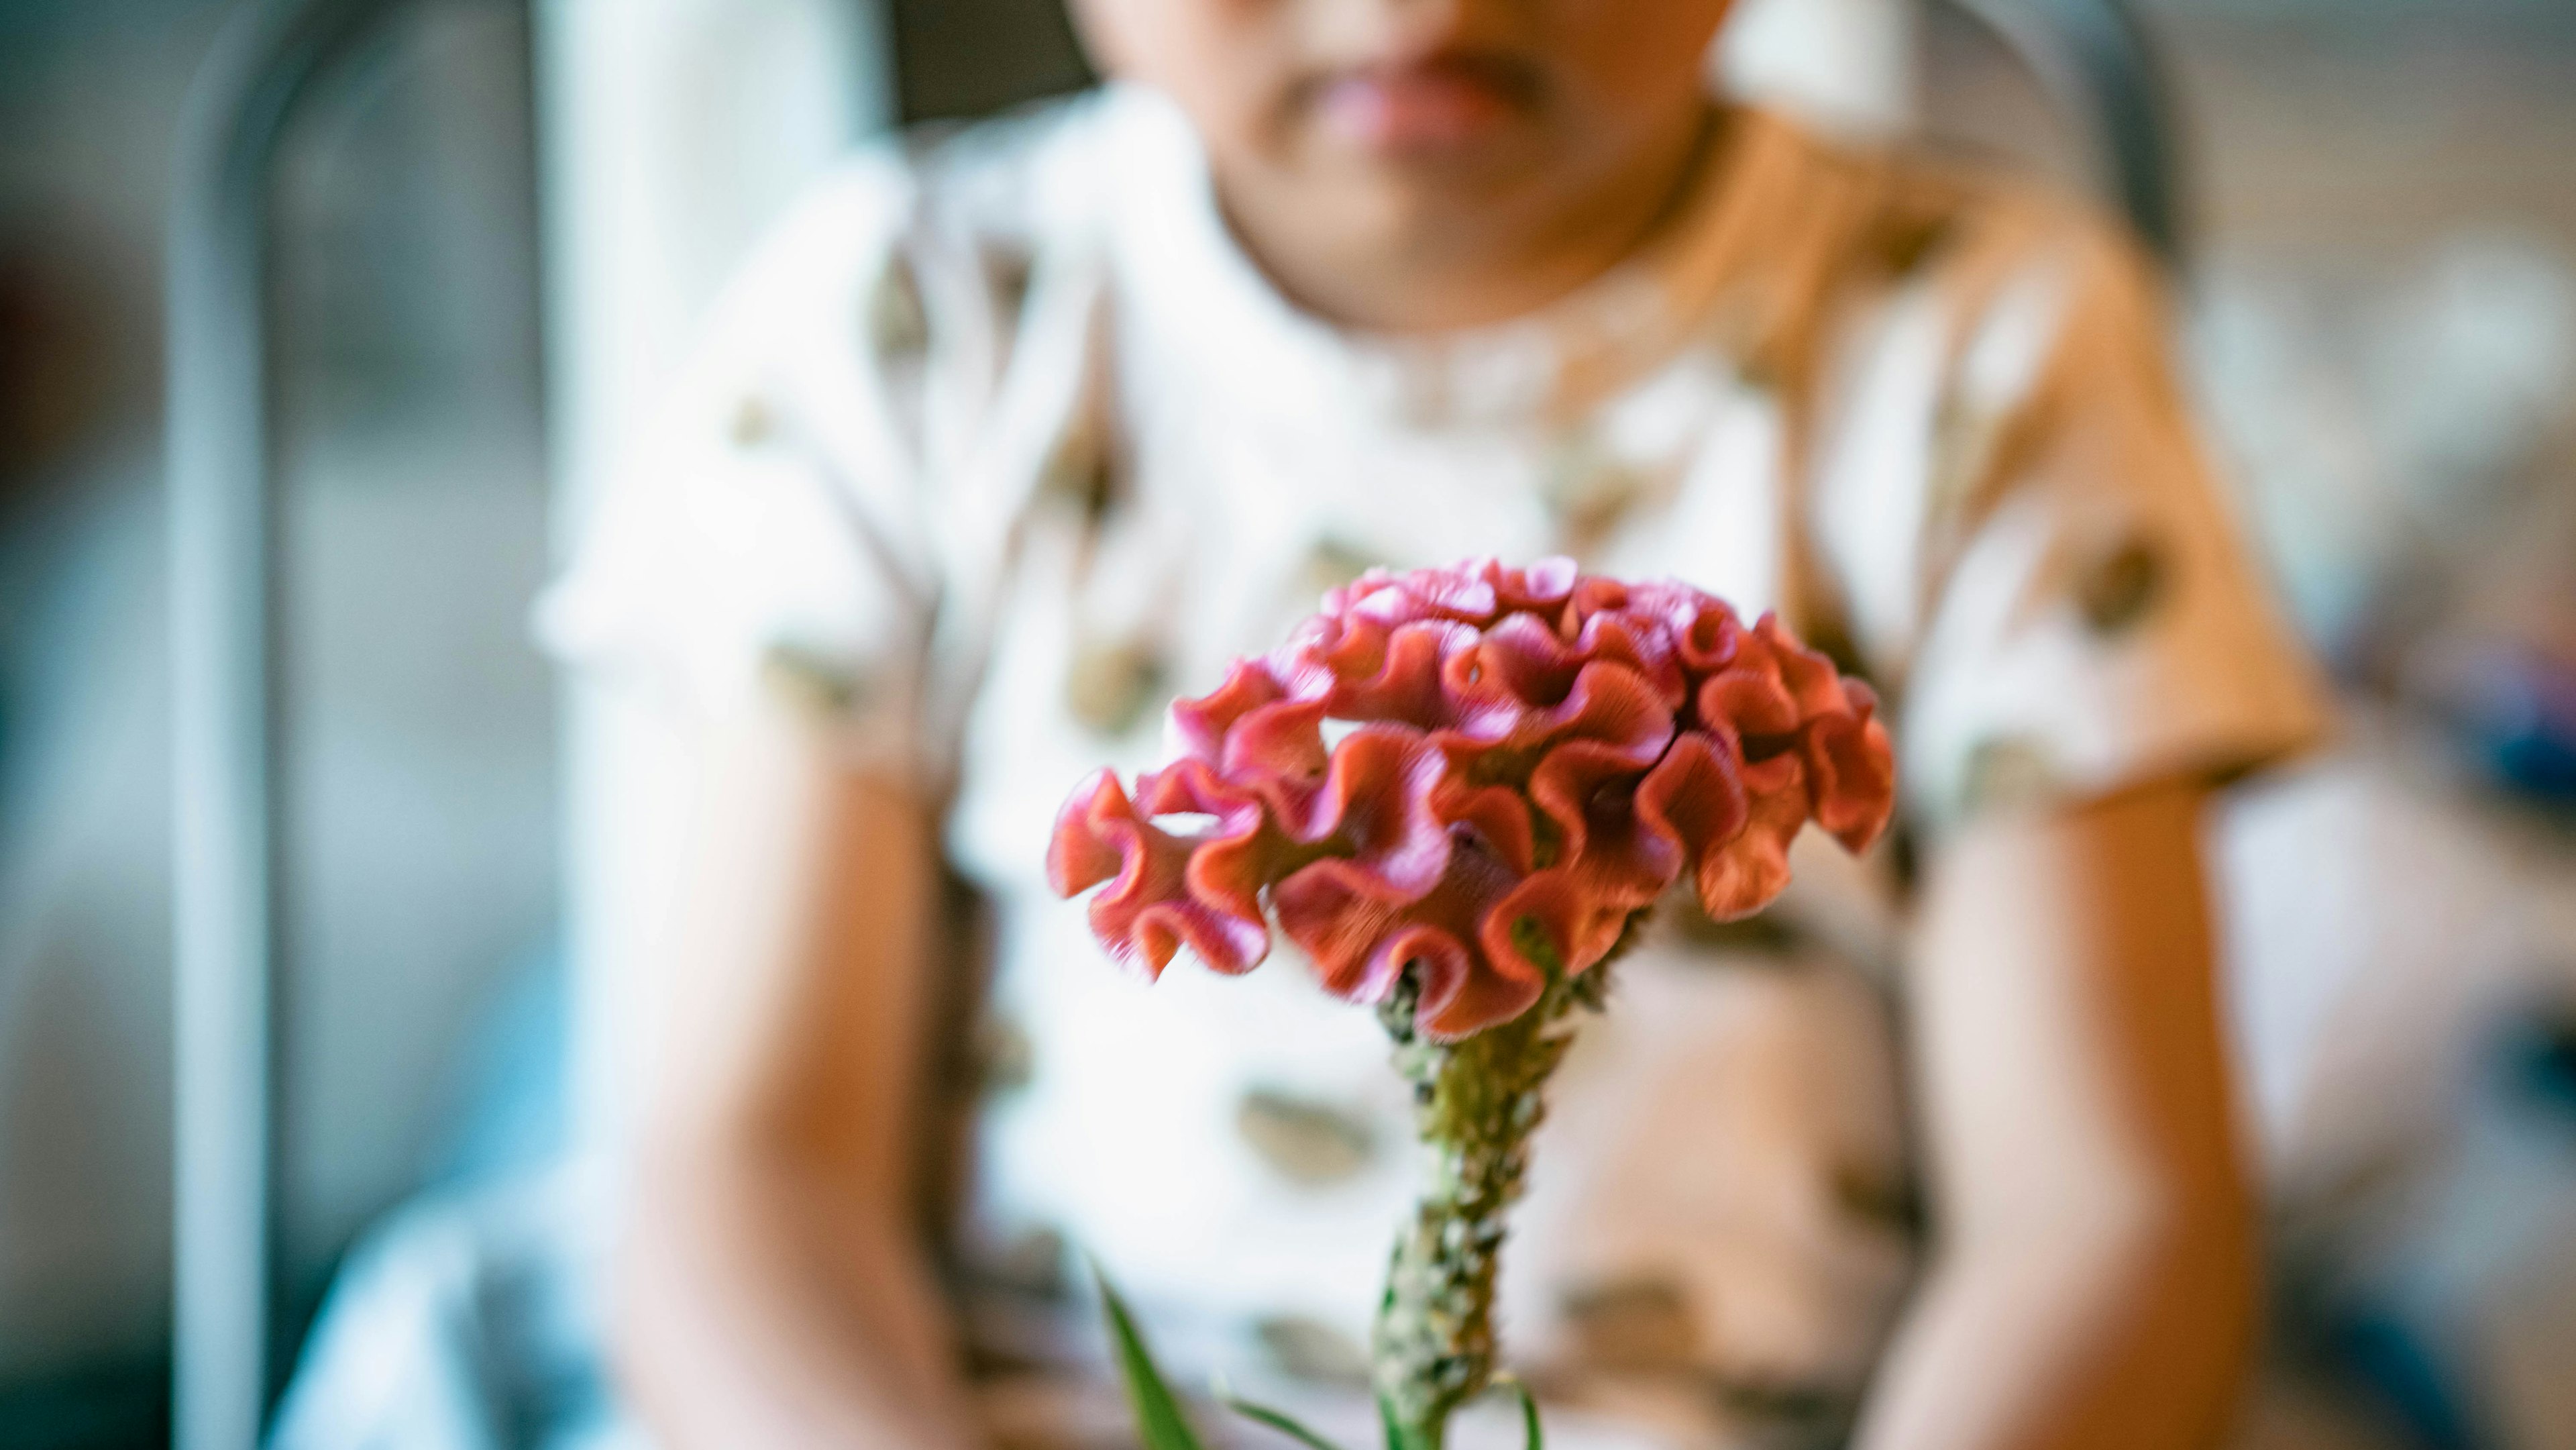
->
[{"left": 1215, "top": 105, "right": 1722, "bottom": 335}]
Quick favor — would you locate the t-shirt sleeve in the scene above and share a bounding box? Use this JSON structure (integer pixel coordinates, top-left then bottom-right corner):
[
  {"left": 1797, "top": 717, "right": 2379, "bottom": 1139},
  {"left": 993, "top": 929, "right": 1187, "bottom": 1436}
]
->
[
  {"left": 533, "top": 154, "right": 944, "bottom": 768},
  {"left": 1812, "top": 203, "right": 2332, "bottom": 829}
]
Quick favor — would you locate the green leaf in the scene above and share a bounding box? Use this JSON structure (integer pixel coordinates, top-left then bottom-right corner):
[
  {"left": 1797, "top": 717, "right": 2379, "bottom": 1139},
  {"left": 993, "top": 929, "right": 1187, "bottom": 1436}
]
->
[
  {"left": 1093, "top": 1265, "right": 1206, "bottom": 1450},
  {"left": 1500, "top": 1375, "right": 1544, "bottom": 1450},
  {"left": 1221, "top": 1393, "right": 1348, "bottom": 1450}
]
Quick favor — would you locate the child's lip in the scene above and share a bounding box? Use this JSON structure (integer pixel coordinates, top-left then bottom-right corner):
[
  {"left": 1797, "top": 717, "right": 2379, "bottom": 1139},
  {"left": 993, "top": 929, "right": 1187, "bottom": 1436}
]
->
[{"left": 1308, "top": 52, "right": 1541, "bottom": 154}]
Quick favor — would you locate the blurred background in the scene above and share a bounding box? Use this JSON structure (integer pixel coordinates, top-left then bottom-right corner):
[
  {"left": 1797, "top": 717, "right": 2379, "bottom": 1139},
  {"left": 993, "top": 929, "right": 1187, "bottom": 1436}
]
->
[{"left": 1, "top": 0, "right": 2571, "bottom": 1447}]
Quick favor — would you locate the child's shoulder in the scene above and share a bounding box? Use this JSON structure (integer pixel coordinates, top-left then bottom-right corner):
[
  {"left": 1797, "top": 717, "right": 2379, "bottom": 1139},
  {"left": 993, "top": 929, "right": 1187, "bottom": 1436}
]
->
[
  {"left": 1709, "top": 105, "right": 2177, "bottom": 400},
  {"left": 697, "top": 87, "right": 1153, "bottom": 380},
  {"left": 737, "top": 89, "right": 1141, "bottom": 291},
  {"left": 906, "top": 85, "right": 1152, "bottom": 221},
  {"left": 1776, "top": 108, "right": 2165, "bottom": 327}
]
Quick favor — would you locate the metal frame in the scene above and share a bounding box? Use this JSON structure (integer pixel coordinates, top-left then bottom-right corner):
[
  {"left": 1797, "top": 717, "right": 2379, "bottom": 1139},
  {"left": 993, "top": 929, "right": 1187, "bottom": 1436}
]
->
[
  {"left": 168, "top": 1, "right": 423, "bottom": 1445},
  {"left": 1955, "top": 0, "right": 2187, "bottom": 263}
]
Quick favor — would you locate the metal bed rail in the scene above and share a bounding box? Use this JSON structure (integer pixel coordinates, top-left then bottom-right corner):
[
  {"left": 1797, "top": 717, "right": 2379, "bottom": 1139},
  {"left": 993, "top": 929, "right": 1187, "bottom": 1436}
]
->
[
  {"left": 1953, "top": 0, "right": 2187, "bottom": 263},
  {"left": 169, "top": 1, "right": 436, "bottom": 1445}
]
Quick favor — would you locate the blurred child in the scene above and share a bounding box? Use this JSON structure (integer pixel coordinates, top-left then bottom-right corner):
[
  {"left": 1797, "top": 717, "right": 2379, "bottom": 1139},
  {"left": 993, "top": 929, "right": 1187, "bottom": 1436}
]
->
[{"left": 542, "top": 0, "right": 2328, "bottom": 1444}]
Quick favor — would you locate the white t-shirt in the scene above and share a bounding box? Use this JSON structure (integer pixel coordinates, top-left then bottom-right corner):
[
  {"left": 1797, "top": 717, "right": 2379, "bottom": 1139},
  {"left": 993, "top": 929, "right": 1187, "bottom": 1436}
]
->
[{"left": 543, "top": 83, "right": 2326, "bottom": 1445}]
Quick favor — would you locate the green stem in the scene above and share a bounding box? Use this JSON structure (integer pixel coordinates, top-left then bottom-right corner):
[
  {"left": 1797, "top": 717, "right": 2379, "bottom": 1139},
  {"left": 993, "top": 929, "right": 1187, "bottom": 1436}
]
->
[{"left": 1371, "top": 933, "right": 1617, "bottom": 1450}]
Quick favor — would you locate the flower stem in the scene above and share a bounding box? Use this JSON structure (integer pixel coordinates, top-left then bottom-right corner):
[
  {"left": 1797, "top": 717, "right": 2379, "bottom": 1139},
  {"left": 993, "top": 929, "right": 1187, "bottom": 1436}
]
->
[{"left": 1371, "top": 936, "right": 1614, "bottom": 1449}]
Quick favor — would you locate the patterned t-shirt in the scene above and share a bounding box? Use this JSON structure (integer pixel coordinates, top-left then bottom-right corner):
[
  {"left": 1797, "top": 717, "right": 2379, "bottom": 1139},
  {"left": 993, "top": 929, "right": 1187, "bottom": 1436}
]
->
[{"left": 542, "top": 83, "right": 2327, "bottom": 1449}]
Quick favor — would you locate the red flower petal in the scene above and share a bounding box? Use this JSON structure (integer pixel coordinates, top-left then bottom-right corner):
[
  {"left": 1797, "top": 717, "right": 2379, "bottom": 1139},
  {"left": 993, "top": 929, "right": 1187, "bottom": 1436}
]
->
[
  {"left": 1672, "top": 599, "right": 1747, "bottom": 677},
  {"left": 1565, "top": 575, "right": 1631, "bottom": 628},
  {"left": 1112, "top": 896, "right": 1275, "bottom": 980},
  {"left": 1803, "top": 696, "right": 1897, "bottom": 853},
  {"left": 1529, "top": 662, "right": 1676, "bottom": 763},
  {"left": 1265, "top": 724, "right": 1452, "bottom": 901},
  {"left": 1528, "top": 738, "right": 1660, "bottom": 870},
  {"left": 1321, "top": 620, "right": 1481, "bottom": 729},
  {"left": 1275, "top": 856, "right": 1420, "bottom": 1002},
  {"left": 1571, "top": 607, "right": 1688, "bottom": 709},
  {"left": 1469, "top": 612, "right": 1585, "bottom": 712},
  {"left": 1476, "top": 866, "right": 1627, "bottom": 997},
  {"left": 1431, "top": 776, "right": 1538, "bottom": 876},
  {"left": 1636, "top": 729, "right": 1751, "bottom": 868},
  {"left": 1415, "top": 943, "right": 1546, "bottom": 1040},
  {"left": 1381, "top": 563, "right": 1501, "bottom": 625},
  {"left": 1692, "top": 754, "right": 1809, "bottom": 922},
  {"left": 1697, "top": 666, "right": 1801, "bottom": 741},
  {"left": 1138, "top": 760, "right": 1288, "bottom": 928},
  {"left": 1222, "top": 696, "right": 1330, "bottom": 781},
  {"left": 1494, "top": 556, "right": 1579, "bottom": 613},
  {"left": 1051, "top": 560, "right": 1897, "bottom": 1035},
  {"left": 1053, "top": 765, "right": 1273, "bottom": 977},
  {"left": 1046, "top": 769, "right": 1134, "bottom": 898},
  {"left": 1755, "top": 613, "right": 1853, "bottom": 721},
  {"left": 1171, "top": 660, "right": 1288, "bottom": 765},
  {"left": 1087, "top": 815, "right": 1257, "bottom": 976}
]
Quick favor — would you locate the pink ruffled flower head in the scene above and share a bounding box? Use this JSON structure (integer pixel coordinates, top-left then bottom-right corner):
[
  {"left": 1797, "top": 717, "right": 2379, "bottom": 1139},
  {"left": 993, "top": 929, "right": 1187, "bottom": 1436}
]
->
[{"left": 1048, "top": 558, "right": 1896, "bottom": 1041}]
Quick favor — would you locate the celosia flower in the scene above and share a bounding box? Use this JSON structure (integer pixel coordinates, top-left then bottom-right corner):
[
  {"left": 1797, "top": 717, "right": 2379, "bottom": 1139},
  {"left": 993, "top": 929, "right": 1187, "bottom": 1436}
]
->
[{"left": 1049, "top": 558, "right": 1895, "bottom": 1041}]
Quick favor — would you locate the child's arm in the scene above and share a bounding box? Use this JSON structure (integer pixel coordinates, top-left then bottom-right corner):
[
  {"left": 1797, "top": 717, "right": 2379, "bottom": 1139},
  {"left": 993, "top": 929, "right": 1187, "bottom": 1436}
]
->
[
  {"left": 610, "top": 690, "right": 980, "bottom": 1449},
  {"left": 1854, "top": 778, "right": 2257, "bottom": 1450}
]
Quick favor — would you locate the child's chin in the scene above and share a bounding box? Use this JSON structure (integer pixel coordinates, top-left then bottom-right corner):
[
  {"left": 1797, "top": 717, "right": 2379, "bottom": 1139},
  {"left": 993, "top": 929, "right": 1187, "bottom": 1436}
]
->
[{"left": 1296, "top": 116, "right": 1547, "bottom": 194}]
